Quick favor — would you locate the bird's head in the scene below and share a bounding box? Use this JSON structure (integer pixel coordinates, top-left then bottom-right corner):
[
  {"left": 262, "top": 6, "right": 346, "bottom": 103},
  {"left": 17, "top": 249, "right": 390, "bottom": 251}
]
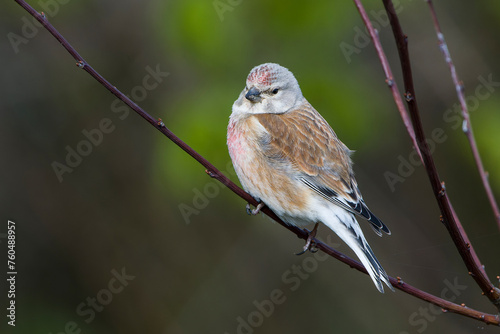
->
[{"left": 232, "top": 63, "right": 304, "bottom": 115}]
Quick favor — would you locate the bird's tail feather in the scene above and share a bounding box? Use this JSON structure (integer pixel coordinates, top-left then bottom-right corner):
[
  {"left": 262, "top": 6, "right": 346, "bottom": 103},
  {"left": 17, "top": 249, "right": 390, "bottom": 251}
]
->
[
  {"left": 359, "top": 239, "right": 393, "bottom": 293},
  {"left": 323, "top": 212, "right": 393, "bottom": 293}
]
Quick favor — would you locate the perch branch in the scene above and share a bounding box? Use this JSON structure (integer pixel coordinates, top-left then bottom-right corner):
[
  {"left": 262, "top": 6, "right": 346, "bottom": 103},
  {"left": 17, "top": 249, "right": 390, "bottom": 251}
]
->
[
  {"left": 13, "top": 0, "right": 500, "bottom": 326},
  {"left": 426, "top": 0, "right": 500, "bottom": 231},
  {"left": 380, "top": 0, "right": 500, "bottom": 311}
]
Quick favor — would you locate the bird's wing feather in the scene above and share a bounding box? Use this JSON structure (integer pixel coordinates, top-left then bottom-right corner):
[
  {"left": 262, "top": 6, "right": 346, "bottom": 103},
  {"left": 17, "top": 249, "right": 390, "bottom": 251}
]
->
[{"left": 254, "top": 103, "right": 390, "bottom": 235}]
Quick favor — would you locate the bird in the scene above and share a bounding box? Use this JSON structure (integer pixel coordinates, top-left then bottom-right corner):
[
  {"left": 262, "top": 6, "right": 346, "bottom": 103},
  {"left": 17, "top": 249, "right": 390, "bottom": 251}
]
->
[{"left": 227, "top": 63, "right": 393, "bottom": 293}]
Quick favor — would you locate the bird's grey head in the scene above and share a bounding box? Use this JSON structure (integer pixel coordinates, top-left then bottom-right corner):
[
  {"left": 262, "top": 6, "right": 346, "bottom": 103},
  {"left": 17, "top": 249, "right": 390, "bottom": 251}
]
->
[{"left": 233, "top": 63, "right": 304, "bottom": 115}]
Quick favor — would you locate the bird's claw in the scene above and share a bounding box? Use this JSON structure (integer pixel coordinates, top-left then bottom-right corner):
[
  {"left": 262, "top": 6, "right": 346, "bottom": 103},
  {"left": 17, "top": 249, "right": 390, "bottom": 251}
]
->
[
  {"left": 296, "top": 223, "right": 319, "bottom": 255},
  {"left": 246, "top": 202, "right": 265, "bottom": 215},
  {"left": 296, "top": 239, "right": 318, "bottom": 255}
]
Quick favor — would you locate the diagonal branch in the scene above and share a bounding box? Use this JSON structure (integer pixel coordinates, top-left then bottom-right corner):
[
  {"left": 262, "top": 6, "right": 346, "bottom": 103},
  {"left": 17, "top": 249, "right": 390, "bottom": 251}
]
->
[
  {"left": 426, "top": 0, "right": 500, "bottom": 231},
  {"left": 13, "top": 0, "right": 500, "bottom": 326},
  {"left": 352, "top": 0, "right": 423, "bottom": 163},
  {"left": 380, "top": 0, "right": 500, "bottom": 311}
]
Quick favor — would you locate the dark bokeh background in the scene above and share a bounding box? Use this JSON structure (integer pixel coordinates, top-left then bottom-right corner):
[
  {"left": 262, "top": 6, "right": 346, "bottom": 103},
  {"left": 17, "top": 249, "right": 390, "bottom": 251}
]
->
[{"left": 2, "top": 1, "right": 500, "bottom": 333}]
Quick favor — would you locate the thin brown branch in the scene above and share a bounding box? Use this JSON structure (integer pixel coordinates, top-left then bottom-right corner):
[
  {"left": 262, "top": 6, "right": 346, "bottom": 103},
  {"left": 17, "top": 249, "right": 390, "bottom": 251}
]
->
[
  {"left": 380, "top": 0, "right": 500, "bottom": 311},
  {"left": 13, "top": 0, "right": 500, "bottom": 326},
  {"left": 352, "top": 0, "right": 423, "bottom": 163},
  {"left": 315, "top": 238, "right": 499, "bottom": 325},
  {"left": 426, "top": 0, "right": 500, "bottom": 231}
]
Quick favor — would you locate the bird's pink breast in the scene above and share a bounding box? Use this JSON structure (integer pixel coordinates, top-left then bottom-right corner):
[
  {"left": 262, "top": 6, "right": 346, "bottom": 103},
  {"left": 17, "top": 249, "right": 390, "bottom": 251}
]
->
[
  {"left": 228, "top": 117, "right": 263, "bottom": 202},
  {"left": 227, "top": 121, "right": 244, "bottom": 162},
  {"left": 227, "top": 119, "right": 255, "bottom": 175}
]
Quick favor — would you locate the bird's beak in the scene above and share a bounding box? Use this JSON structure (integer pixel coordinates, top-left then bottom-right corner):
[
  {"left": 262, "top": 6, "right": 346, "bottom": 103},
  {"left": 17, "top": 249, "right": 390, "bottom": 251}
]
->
[{"left": 245, "top": 87, "right": 262, "bottom": 103}]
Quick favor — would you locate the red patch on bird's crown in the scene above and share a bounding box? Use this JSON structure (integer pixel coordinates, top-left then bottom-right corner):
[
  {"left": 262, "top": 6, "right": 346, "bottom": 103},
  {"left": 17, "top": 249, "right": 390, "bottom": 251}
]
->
[{"left": 247, "top": 65, "right": 277, "bottom": 86}]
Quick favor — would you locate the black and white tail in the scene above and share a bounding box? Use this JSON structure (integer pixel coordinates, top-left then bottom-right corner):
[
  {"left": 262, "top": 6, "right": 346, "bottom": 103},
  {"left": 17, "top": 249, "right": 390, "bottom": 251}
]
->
[{"left": 322, "top": 210, "right": 393, "bottom": 293}]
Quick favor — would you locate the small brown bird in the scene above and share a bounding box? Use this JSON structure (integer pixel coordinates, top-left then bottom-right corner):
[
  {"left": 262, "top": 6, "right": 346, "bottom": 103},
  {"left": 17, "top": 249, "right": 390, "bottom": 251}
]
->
[{"left": 227, "top": 63, "right": 393, "bottom": 292}]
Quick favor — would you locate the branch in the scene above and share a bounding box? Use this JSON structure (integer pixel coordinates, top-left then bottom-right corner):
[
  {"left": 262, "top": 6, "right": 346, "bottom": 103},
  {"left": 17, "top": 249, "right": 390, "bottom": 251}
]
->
[
  {"left": 425, "top": 0, "right": 500, "bottom": 231},
  {"left": 352, "top": 0, "right": 423, "bottom": 163},
  {"left": 14, "top": 0, "right": 500, "bottom": 326},
  {"left": 379, "top": 0, "right": 500, "bottom": 311}
]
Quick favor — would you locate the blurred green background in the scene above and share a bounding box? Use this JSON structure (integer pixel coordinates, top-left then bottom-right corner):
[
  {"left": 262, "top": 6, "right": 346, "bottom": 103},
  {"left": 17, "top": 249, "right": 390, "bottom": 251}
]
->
[{"left": 1, "top": 0, "right": 500, "bottom": 333}]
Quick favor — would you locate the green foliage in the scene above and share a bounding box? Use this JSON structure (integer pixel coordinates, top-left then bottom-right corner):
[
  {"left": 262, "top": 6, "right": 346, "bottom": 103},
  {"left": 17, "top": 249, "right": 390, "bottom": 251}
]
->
[{"left": 473, "top": 98, "right": 500, "bottom": 188}]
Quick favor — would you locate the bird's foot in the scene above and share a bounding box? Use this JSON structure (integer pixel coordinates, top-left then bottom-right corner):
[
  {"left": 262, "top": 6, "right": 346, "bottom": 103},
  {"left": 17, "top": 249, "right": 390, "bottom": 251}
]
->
[
  {"left": 246, "top": 202, "right": 265, "bottom": 215},
  {"left": 296, "top": 223, "right": 319, "bottom": 255}
]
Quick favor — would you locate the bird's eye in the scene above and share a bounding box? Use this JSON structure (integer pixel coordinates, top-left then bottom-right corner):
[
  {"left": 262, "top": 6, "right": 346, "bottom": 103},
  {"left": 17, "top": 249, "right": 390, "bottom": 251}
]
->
[{"left": 272, "top": 88, "right": 279, "bottom": 94}]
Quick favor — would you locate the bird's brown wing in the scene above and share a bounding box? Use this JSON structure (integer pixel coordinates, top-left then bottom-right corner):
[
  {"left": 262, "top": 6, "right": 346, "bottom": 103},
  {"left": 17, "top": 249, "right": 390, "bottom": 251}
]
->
[{"left": 254, "top": 102, "right": 390, "bottom": 235}]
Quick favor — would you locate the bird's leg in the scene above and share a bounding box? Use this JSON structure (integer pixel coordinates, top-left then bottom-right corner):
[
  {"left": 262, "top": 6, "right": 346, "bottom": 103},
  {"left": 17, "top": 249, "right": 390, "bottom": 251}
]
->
[
  {"left": 246, "top": 202, "right": 265, "bottom": 215},
  {"left": 296, "top": 223, "right": 319, "bottom": 255}
]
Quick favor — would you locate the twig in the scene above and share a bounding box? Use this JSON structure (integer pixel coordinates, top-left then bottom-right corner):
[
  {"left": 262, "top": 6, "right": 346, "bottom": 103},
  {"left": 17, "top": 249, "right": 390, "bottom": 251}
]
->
[
  {"left": 315, "top": 238, "right": 499, "bottom": 325},
  {"left": 380, "top": 0, "right": 500, "bottom": 311},
  {"left": 352, "top": 0, "right": 423, "bottom": 164},
  {"left": 426, "top": 0, "right": 500, "bottom": 231},
  {"left": 13, "top": 0, "right": 500, "bottom": 326}
]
